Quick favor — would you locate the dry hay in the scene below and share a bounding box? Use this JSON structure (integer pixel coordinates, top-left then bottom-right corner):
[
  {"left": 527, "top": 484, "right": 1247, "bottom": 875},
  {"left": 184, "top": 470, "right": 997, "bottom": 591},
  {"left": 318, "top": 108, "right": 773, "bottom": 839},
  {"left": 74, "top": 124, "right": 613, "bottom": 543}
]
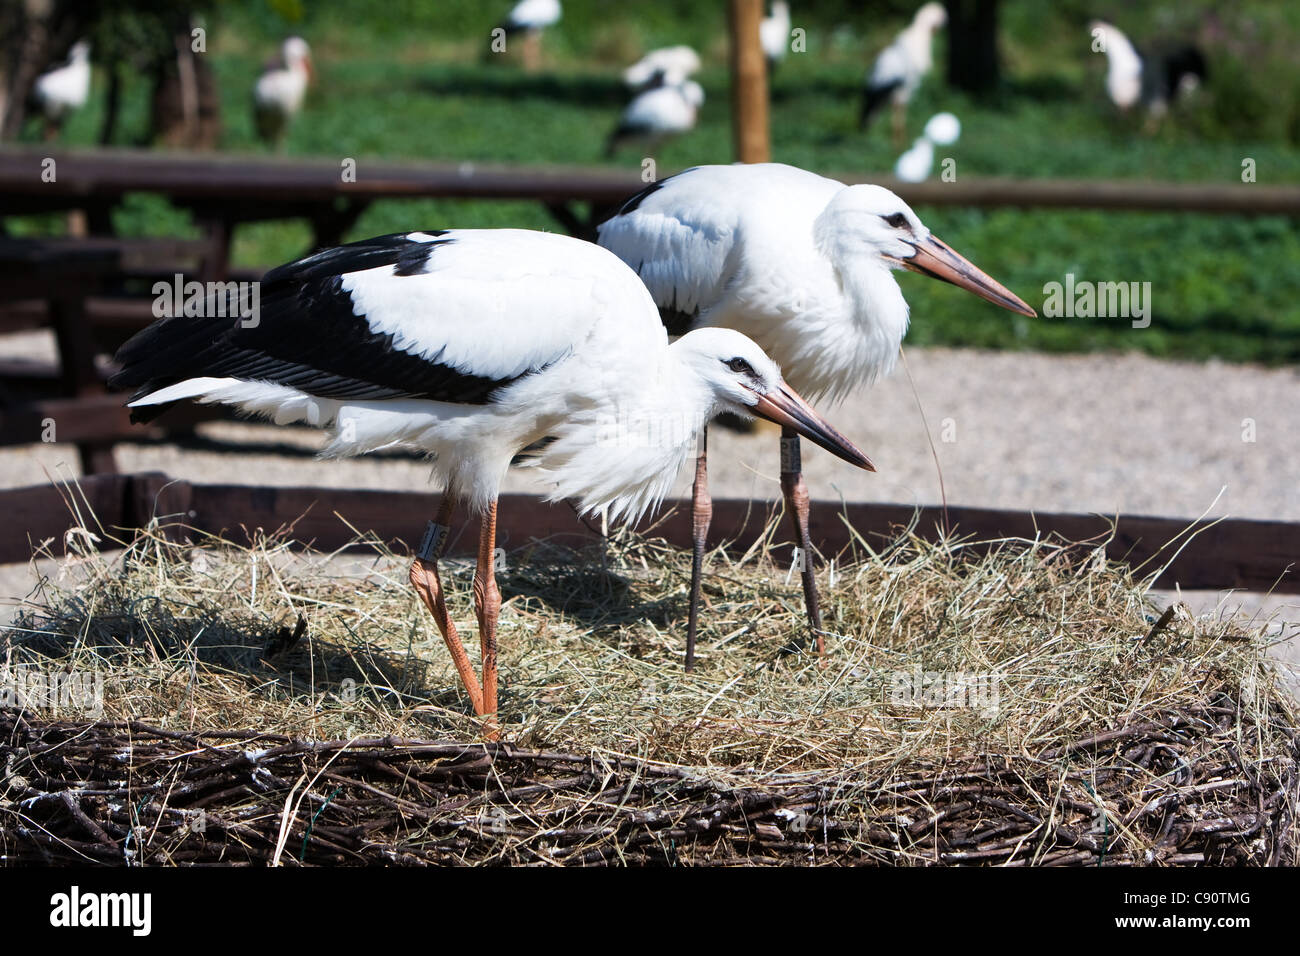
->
[{"left": 1, "top": 502, "right": 1296, "bottom": 866}]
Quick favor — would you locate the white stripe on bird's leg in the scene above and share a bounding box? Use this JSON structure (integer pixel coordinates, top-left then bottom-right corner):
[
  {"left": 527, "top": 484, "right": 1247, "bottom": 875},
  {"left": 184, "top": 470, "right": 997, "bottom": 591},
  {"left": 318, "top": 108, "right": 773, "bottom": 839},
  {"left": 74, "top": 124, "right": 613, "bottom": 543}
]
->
[
  {"left": 418, "top": 521, "right": 451, "bottom": 562},
  {"left": 780, "top": 435, "right": 802, "bottom": 474}
]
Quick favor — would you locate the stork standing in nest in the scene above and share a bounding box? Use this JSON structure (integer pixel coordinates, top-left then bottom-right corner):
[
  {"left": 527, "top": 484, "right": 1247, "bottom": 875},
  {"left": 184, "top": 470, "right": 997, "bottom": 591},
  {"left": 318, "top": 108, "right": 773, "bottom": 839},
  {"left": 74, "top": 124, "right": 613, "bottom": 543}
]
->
[
  {"left": 598, "top": 163, "right": 1035, "bottom": 669},
  {"left": 110, "top": 228, "right": 873, "bottom": 735}
]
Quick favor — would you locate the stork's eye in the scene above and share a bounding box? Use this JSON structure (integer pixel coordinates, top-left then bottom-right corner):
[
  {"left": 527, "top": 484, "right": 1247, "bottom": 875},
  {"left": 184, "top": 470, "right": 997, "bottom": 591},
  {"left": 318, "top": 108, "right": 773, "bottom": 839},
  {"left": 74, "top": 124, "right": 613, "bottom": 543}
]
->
[
  {"left": 883, "top": 212, "right": 909, "bottom": 229},
  {"left": 725, "top": 357, "right": 754, "bottom": 375}
]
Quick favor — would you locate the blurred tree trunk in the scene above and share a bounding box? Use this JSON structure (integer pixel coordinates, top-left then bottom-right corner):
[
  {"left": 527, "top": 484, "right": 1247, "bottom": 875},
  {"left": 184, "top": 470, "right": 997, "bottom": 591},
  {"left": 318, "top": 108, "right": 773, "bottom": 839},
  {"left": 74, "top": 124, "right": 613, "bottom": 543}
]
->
[
  {"left": 98, "top": 55, "right": 120, "bottom": 144},
  {"left": 0, "top": 0, "right": 93, "bottom": 139},
  {"left": 945, "top": 0, "right": 1001, "bottom": 95},
  {"left": 149, "top": 16, "right": 220, "bottom": 149}
]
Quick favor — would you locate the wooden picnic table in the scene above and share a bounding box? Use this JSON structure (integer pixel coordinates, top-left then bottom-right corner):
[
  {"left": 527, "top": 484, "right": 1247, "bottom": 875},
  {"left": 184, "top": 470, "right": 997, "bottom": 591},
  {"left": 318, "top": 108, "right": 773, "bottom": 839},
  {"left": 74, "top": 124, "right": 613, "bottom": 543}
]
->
[
  {"left": 0, "top": 148, "right": 650, "bottom": 269},
  {"left": 0, "top": 238, "right": 123, "bottom": 472}
]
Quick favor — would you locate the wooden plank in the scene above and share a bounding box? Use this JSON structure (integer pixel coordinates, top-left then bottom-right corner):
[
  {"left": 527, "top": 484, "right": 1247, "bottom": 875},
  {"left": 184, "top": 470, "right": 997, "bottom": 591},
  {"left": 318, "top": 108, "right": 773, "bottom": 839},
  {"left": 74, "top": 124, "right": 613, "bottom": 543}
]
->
[
  {"left": 0, "top": 473, "right": 130, "bottom": 562},
  {"left": 856, "top": 175, "right": 1300, "bottom": 216},
  {"left": 2, "top": 475, "right": 1294, "bottom": 594},
  {"left": 2, "top": 149, "right": 1296, "bottom": 216},
  {"left": 174, "top": 484, "right": 1299, "bottom": 594},
  {"left": 0, "top": 394, "right": 222, "bottom": 446},
  {"left": 0, "top": 148, "right": 645, "bottom": 205}
]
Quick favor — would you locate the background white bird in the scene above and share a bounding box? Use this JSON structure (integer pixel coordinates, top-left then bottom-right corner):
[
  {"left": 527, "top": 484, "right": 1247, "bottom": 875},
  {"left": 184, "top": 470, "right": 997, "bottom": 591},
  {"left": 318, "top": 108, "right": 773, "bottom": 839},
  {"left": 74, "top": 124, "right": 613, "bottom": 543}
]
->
[
  {"left": 894, "top": 111, "right": 961, "bottom": 183},
  {"left": 859, "top": 1, "right": 947, "bottom": 144},
  {"left": 253, "top": 37, "right": 313, "bottom": 151},
  {"left": 31, "top": 40, "right": 91, "bottom": 141},
  {"left": 597, "top": 162, "right": 1035, "bottom": 667},
  {"left": 760, "top": 1, "right": 792, "bottom": 70},
  {"left": 894, "top": 137, "right": 934, "bottom": 184},
  {"left": 605, "top": 79, "right": 703, "bottom": 157},
  {"left": 1089, "top": 20, "right": 1207, "bottom": 124},
  {"left": 497, "top": 0, "right": 562, "bottom": 71},
  {"left": 110, "top": 227, "right": 871, "bottom": 728},
  {"left": 623, "top": 45, "right": 701, "bottom": 91}
]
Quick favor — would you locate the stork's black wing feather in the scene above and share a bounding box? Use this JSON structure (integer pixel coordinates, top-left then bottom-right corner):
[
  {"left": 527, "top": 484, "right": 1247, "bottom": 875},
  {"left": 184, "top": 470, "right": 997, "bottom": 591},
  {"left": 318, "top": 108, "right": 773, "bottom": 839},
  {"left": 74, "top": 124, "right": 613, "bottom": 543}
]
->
[{"left": 111, "top": 232, "right": 520, "bottom": 424}]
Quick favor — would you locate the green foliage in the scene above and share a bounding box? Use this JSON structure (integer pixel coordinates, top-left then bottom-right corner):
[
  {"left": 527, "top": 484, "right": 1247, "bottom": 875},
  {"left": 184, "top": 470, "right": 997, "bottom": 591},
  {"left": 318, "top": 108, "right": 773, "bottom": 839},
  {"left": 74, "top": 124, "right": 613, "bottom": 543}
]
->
[{"left": 10, "top": 0, "right": 1300, "bottom": 364}]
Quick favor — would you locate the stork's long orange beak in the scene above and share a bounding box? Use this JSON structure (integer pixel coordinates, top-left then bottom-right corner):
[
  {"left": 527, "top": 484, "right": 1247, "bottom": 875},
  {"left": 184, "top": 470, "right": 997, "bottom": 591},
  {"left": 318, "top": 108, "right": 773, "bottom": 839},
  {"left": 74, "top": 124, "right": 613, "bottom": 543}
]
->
[
  {"left": 746, "top": 382, "right": 876, "bottom": 471},
  {"left": 889, "top": 234, "right": 1037, "bottom": 318}
]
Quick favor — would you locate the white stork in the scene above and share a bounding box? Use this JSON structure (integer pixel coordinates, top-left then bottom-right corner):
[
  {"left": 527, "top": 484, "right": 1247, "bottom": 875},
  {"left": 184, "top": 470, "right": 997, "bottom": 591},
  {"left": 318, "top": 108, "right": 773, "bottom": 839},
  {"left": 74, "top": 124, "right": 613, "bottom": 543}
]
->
[
  {"left": 894, "top": 111, "right": 961, "bottom": 183},
  {"left": 760, "top": 2, "right": 792, "bottom": 70},
  {"left": 859, "top": 1, "right": 947, "bottom": 144},
  {"left": 605, "top": 79, "right": 704, "bottom": 158},
  {"left": 623, "top": 45, "right": 701, "bottom": 91},
  {"left": 597, "top": 163, "right": 1035, "bottom": 668},
  {"left": 1089, "top": 21, "right": 1207, "bottom": 124},
  {"left": 253, "top": 37, "right": 313, "bottom": 152},
  {"left": 109, "top": 228, "right": 872, "bottom": 732},
  {"left": 31, "top": 40, "right": 91, "bottom": 141},
  {"left": 497, "top": 0, "right": 562, "bottom": 71}
]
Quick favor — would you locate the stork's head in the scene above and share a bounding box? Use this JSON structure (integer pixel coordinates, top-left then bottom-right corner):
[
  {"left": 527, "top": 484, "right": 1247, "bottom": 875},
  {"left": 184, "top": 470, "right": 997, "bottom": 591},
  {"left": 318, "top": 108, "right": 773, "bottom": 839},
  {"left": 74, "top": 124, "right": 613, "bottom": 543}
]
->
[
  {"left": 283, "top": 36, "right": 313, "bottom": 77},
  {"left": 816, "top": 184, "right": 1036, "bottom": 318},
  {"left": 673, "top": 328, "right": 875, "bottom": 471},
  {"left": 915, "top": 2, "right": 947, "bottom": 31}
]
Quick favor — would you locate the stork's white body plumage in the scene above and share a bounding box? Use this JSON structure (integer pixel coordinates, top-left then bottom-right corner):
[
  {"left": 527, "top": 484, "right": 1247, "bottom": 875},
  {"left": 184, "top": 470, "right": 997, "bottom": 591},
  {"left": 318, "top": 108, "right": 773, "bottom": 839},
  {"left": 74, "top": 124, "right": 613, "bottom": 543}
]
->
[
  {"left": 123, "top": 231, "right": 669, "bottom": 520},
  {"left": 253, "top": 37, "right": 312, "bottom": 148},
  {"left": 501, "top": 0, "right": 562, "bottom": 33},
  {"left": 32, "top": 40, "right": 91, "bottom": 122},
  {"left": 894, "top": 137, "right": 935, "bottom": 183},
  {"left": 116, "top": 228, "right": 862, "bottom": 524},
  {"left": 894, "top": 111, "right": 961, "bottom": 182},
  {"left": 1091, "top": 21, "right": 1143, "bottom": 110},
  {"left": 623, "top": 46, "right": 701, "bottom": 90},
  {"left": 598, "top": 164, "right": 912, "bottom": 402},
  {"left": 606, "top": 80, "right": 704, "bottom": 157}
]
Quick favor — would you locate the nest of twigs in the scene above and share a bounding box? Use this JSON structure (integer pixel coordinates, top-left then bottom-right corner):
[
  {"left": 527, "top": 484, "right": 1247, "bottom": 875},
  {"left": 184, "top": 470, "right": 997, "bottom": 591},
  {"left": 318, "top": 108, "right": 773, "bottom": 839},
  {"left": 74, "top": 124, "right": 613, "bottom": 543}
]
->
[{"left": 1, "top": 506, "right": 1297, "bottom": 865}]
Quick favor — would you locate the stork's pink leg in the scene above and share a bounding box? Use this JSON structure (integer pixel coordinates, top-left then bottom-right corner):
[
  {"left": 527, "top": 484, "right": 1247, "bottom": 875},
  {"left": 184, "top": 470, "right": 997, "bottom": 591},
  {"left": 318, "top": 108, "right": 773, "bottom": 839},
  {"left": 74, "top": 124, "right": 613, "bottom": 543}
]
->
[
  {"left": 891, "top": 101, "right": 905, "bottom": 149},
  {"left": 779, "top": 428, "right": 826, "bottom": 657},
  {"left": 408, "top": 497, "right": 485, "bottom": 716},
  {"left": 684, "top": 428, "right": 712, "bottom": 672},
  {"left": 473, "top": 500, "right": 502, "bottom": 737}
]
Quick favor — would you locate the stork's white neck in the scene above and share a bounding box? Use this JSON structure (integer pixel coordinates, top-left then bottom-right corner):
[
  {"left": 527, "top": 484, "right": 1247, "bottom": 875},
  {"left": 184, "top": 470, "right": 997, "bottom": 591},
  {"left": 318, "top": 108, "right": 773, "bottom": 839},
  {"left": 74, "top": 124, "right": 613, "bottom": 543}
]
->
[
  {"left": 528, "top": 349, "right": 711, "bottom": 526},
  {"left": 806, "top": 206, "right": 910, "bottom": 398},
  {"left": 900, "top": 17, "right": 938, "bottom": 73},
  {"left": 1095, "top": 24, "right": 1142, "bottom": 108}
]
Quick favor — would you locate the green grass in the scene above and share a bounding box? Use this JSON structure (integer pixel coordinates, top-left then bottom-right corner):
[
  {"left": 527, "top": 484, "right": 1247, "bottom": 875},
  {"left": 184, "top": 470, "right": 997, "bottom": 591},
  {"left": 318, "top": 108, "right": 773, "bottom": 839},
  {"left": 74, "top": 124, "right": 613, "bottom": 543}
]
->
[{"left": 9, "top": 0, "right": 1300, "bottom": 363}]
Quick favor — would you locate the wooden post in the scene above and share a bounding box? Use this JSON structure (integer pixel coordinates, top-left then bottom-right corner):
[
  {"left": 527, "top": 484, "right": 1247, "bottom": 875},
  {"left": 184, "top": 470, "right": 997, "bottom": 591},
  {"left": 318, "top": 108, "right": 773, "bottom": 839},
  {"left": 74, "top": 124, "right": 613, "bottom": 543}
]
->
[{"left": 728, "top": 0, "right": 770, "bottom": 164}]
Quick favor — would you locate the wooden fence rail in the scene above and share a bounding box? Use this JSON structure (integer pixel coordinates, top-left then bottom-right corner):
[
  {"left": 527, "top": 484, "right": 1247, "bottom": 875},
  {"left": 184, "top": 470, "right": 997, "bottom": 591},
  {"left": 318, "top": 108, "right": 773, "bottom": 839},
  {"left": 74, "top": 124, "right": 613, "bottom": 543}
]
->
[
  {"left": 5, "top": 472, "right": 1295, "bottom": 594},
  {"left": 3, "top": 149, "right": 1297, "bottom": 241}
]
